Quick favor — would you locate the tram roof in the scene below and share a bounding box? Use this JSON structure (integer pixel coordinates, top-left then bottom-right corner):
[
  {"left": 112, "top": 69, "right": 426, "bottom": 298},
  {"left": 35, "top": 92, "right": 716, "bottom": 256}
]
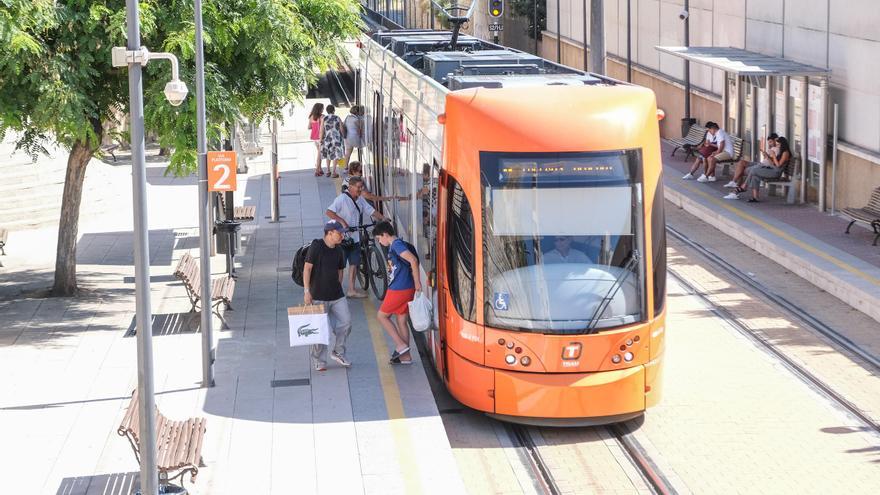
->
[{"left": 370, "top": 29, "right": 618, "bottom": 90}]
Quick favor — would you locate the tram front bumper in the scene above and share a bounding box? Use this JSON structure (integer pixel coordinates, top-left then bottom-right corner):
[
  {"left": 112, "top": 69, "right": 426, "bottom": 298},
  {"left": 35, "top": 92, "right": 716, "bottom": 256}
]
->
[{"left": 493, "top": 365, "right": 646, "bottom": 421}]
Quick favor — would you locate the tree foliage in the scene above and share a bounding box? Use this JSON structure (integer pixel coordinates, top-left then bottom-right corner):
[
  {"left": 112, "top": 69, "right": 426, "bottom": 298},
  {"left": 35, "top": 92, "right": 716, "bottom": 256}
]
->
[
  {"left": 1, "top": 0, "right": 362, "bottom": 173},
  {"left": 0, "top": 0, "right": 362, "bottom": 295},
  {"left": 509, "top": 0, "right": 545, "bottom": 40}
]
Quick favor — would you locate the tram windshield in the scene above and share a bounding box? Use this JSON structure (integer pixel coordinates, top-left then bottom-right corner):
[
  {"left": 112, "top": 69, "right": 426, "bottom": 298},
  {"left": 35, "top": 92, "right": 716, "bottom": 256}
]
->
[{"left": 480, "top": 151, "right": 646, "bottom": 334}]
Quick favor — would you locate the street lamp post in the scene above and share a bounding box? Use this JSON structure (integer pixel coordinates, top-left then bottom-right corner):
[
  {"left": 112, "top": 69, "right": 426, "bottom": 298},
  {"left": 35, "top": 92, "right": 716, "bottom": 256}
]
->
[
  {"left": 113, "top": 0, "right": 194, "bottom": 491},
  {"left": 193, "top": 0, "right": 215, "bottom": 389},
  {"left": 122, "top": 2, "right": 158, "bottom": 488}
]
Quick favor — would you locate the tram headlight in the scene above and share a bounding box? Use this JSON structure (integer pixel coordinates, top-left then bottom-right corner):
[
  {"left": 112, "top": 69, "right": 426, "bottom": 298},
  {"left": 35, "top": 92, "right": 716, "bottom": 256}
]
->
[
  {"left": 611, "top": 354, "right": 622, "bottom": 364},
  {"left": 624, "top": 352, "right": 634, "bottom": 362},
  {"left": 505, "top": 354, "right": 516, "bottom": 365},
  {"left": 520, "top": 356, "right": 531, "bottom": 366}
]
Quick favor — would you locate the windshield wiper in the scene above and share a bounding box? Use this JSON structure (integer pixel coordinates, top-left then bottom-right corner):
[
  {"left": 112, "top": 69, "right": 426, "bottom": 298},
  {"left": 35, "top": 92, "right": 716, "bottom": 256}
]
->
[{"left": 584, "top": 250, "right": 640, "bottom": 334}]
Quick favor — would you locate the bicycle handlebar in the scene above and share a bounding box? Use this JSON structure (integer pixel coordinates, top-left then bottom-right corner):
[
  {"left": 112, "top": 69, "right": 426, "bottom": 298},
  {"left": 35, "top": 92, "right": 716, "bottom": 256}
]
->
[{"left": 345, "top": 222, "right": 376, "bottom": 233}]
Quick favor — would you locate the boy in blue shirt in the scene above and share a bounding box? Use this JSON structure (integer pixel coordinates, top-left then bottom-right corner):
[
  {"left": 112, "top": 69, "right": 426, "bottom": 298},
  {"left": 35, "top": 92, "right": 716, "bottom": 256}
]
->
[{"left": 373, "top": 221, "right": 421, "bottom": 364}]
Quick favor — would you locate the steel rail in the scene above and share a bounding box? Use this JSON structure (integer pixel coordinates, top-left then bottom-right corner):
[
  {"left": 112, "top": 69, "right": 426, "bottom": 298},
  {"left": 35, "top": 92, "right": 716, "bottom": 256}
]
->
[
  {"left": 607, "top": 423, "right": 676, "bottom": 495},
  {"left": 666, "top": 255, "right": 880, "bottom": 435},
  {"left": 506, "top": 425, "right": 562, "bottom": 495},
  {"left": 667, "top": 225, "right": 880, "bottom": 372}
]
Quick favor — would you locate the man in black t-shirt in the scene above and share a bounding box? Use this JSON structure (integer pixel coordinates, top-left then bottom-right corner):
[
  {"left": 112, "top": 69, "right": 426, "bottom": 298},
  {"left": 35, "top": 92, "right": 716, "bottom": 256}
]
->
[{"left": 303, "top": 220, "right": 352, "bottom": 371}]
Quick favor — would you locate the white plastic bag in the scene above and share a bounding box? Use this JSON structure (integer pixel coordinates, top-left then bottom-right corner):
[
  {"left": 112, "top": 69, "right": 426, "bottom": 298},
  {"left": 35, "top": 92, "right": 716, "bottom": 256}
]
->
[
  {"left": 288, "top": 305, "right": 330, "bottom": 347},
  {"left": 408, "top": 292, "right": 433, "bottom": 332}
]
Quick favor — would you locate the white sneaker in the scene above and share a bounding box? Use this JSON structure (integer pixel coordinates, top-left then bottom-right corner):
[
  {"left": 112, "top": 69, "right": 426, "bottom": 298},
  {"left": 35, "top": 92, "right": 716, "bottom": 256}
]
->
[
  {"left": 723, "top": 192, "right": 740, "bottom": 200},
  {"left": 330, "top": 352, "right": 352, "bottom": 367},
  {"left": 696, "top": 174, "right": 708, "bottom": 183},
  {"left": 724, "top": 181, "right": 738, "bottom": 188},
  {"left": 707, "top": 176, "right": 717, "bottom": 182},
  {"left": 682, "top": 173, "right": 694, "bottom": 180}
]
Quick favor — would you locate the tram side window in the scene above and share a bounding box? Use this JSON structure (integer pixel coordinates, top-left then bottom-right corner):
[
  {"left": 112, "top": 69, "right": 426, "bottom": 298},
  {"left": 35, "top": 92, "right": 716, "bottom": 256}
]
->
[
  {"left": 447, "top": 177, "right": 476, "bottom": 322},
  {"left": 652, "top": 180, "right": 667, "bottom": 316}
]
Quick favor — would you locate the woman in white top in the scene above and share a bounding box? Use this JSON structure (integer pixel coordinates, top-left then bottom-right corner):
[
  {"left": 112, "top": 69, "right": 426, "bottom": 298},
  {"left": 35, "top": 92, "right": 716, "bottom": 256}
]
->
[{"left": 343, "top": 105, "right": 365, "bottom": 167}]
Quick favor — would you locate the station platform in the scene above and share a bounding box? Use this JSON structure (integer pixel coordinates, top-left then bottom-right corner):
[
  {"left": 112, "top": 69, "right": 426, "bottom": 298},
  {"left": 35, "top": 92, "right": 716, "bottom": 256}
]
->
[
  {"left": 0, "top": 103, "right": 465, "bottom": 494},
  {"left": 660, "top": 141, "right": 880, "bottom": 325}
]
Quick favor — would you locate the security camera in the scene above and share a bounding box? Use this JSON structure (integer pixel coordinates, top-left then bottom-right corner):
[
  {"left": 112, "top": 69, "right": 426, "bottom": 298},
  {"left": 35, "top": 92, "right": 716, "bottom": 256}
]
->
[
  {"left": 163, "top": 79, "right": 189, "bottom": 107},
  {"left": 679, "top": 9, "right": 689, "bottom": 20}
]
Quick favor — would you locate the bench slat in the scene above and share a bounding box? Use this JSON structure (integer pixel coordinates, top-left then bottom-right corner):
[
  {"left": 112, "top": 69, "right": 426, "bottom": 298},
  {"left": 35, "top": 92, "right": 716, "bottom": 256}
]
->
[{"left": 188, "top": 418, "right": 206, "bottom": 467}]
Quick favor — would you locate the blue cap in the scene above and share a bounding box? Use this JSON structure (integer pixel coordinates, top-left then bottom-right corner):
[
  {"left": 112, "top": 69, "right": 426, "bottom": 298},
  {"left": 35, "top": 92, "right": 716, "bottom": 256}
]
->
[{"left": 324, "top": 220, "right": 345, "bottom": 234}]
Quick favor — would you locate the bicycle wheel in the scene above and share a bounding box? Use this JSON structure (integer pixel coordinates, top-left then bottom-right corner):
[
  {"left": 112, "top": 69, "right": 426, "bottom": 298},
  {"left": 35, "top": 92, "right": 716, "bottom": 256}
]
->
[
  {"left": 370, "top": 243, "right": 388, "bottom": 301},
  {"left": 356, "top": 244, "right": 370, "bottom": 292}
]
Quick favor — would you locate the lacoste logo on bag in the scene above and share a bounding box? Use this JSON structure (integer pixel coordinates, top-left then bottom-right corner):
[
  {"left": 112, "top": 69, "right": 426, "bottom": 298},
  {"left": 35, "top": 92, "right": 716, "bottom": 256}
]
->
[{"left": 297, "top": 323, "right": 319, "bottom": 337}]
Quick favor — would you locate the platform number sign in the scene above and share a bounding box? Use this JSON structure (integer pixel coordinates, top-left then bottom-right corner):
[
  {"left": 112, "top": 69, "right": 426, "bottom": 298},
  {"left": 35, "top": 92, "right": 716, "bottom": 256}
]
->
[
  {"left": 207, "top": 151, "right": 237, "bottom": 192},
  {"left": 488, "top": 0, "right": 503, "bottom": 18}
]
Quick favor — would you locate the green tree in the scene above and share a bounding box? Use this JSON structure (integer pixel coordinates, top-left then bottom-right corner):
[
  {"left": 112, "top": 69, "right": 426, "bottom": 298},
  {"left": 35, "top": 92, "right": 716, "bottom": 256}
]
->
[
  {"left": 0, "top": 0, "right": 361, "bottom": 296},
  {"left": 509, "top": 0, "right": 545, "bottom": 40}
]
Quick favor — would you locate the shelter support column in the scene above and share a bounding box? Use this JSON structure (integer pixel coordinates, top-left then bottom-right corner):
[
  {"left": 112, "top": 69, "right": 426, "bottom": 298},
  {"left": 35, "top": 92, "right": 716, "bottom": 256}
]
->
[
  {"left": 722, "top": 72, "right": 729, "bottom": 131},
  {"left": 818, "top": 78, "right": 829, "bottom": 212},
  {"left": 735, "top": 76, "right": 743, "bottom": 137},
  {"left": 800, "top": 76, "right": 810, "bottom": 204},
  {"left": 751, "top": 79, "right": 759, "bottom": 160}
]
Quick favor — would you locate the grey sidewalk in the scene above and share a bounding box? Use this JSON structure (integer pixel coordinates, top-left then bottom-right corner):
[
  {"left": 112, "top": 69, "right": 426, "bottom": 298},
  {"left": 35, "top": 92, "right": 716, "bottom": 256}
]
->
[
  {"left": 661, "top": 141, "right": 880, "bottom": 325},
  {"left": 0, "top": 105, "right": 465, "bottom": 494}
]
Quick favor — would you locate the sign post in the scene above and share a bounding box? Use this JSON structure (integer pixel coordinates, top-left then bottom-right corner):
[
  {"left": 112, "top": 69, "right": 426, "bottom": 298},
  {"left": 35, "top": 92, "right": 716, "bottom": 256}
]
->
[{"left": 208, "top": 150, "right": 239, "bottom": 277}]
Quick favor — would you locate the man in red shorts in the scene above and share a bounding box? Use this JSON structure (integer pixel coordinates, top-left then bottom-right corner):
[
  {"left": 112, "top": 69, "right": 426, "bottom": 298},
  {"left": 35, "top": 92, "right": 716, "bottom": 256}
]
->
[{"left": 373, "top": 221, "right": 421, "bottom": 364}]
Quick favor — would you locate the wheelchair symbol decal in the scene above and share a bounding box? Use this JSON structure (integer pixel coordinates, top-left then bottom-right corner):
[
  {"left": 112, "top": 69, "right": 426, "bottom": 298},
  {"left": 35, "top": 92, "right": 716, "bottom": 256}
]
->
[{"left": 493, "top": 292, "right": 510, "bottom": 311}]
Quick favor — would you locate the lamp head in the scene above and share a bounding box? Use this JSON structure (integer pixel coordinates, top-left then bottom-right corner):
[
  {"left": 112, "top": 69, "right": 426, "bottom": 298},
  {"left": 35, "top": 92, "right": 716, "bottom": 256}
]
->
[{"left": 163, "top": 79, "right": 189, "bottom": 107}]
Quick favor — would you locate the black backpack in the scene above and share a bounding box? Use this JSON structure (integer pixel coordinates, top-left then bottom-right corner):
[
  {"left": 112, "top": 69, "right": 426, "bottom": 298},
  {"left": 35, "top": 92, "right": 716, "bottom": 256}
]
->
[{"left": 291, "top": 241, "right": 312, "bottom": 287}]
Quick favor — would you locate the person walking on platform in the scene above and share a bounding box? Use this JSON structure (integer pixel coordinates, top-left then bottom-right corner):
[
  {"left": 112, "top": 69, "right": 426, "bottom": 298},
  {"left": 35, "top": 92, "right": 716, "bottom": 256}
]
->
[
  {"left": 308, "top": 102, "right": 325, "bottom": 176},
  {"left": 320, "top": 104, "right": 345, "bottom": 178},
  {"left": 303, "top": 220, "right": 353, "bottom": 371},
  {"left": 326, "top": 176, "right": 385, "bottom": 298},
  {"left": 342, "top": 105, "right": 365, "bottom": 167},
  {"left": 373, "top": 221, "right": 421, "bottom": 365}
]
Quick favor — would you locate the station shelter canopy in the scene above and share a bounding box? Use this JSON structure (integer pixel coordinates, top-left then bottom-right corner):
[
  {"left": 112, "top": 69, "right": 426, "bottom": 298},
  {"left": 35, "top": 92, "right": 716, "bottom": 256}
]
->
[
  {"left": 654, "top": 46, "right": 833, "bottom": 208},
  {"left": 654, "top": 46, "right": 829, "bottom": 77}
]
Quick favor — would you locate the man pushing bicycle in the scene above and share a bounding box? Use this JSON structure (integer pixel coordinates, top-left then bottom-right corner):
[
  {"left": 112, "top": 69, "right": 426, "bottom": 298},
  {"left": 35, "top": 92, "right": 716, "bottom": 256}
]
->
[{"left": 325, "top": 176, "right": 386, "bottom": 298}]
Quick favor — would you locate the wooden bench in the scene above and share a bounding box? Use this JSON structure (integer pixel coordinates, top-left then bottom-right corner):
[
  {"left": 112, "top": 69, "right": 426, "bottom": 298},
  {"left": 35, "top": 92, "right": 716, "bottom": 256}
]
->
[
  {"left": 174, "top": 252, "right": 235, "bottom": 313},
  {"left": 717, "top": 136, "right": 745, "bottom": 176},
  {"left": 118, "top": 389, "right": 207, "bottom": 487},
  {"left": 0, "top": 227, "right": 7, "bottom": 267},
  {"left": 217, "top": 192, "right": 256, "bottom": 222},
  {"left": 762, "top": 156, "right": 801, "bottom": 204},
  {"left": 842, "top": 186, "right": 880, "bottom": 246},
  {"left": 668, "top": 123, "right": 706, "bottom": 159},
  {"left": 236, "top": 126, "right": 264, "bottom": 156}
]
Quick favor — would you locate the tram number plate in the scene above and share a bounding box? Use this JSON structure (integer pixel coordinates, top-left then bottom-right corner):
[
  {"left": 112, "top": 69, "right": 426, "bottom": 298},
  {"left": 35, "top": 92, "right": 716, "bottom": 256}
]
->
[{"left": 489, "top": 23, "right": 503, "bottom": 32}]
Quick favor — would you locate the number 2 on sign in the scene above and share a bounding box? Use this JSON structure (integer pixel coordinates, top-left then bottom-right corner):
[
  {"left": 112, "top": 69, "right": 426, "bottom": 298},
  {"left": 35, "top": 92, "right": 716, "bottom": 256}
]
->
[{"left": 207, "top": 151, "right": 237, "bottom": 192}]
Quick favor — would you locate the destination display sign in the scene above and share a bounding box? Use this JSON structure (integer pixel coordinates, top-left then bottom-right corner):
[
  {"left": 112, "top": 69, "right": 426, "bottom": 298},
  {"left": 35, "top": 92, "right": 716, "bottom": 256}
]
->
[{"left": 497, "top": 159, "right": 627, "bottom": 185}]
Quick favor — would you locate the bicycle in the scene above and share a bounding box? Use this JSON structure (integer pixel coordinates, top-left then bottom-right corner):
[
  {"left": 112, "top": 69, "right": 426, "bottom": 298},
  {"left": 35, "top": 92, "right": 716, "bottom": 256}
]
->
[{"left": 344, "top": 222, "right": 389, "bottom": 300}]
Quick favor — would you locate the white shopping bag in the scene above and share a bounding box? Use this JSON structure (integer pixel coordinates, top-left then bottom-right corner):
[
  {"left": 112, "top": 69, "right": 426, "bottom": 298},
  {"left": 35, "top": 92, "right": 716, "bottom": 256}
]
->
[
  {"left": 288, "top": 305, "right": 330, "bottom": 347},
  {"left": 407, "top": 292, "right": 433, "bottom": 332}
]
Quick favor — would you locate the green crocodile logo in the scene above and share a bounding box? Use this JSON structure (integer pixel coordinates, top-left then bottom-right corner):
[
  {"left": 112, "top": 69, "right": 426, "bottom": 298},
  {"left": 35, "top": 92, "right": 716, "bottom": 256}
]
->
[{"left": 297, "top": 323, "right": 318, "bottom": 337}]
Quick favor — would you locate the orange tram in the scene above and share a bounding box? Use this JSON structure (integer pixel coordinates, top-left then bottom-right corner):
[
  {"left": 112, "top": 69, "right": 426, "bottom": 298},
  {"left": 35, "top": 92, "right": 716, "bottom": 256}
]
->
[{"left": 357, "top": 27, "right": 667, "bottom": 426}]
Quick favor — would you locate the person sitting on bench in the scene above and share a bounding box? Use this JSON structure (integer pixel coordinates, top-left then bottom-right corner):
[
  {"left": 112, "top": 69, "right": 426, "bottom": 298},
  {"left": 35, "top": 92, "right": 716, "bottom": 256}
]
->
[
  {"left": 724, "top": 133, "right": 778, "bottom": 191},
  {"left": 726, "top": 136, "right": 791, "bottom": 203},
  {"left": 682, "top": 122, "right": 730, "bottom": 182}
]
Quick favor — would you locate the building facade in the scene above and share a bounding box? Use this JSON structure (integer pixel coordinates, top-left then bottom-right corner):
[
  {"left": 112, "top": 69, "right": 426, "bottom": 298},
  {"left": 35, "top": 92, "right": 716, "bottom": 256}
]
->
[{"left": 541, "top": 0, "right": 880, "bottom": 209}]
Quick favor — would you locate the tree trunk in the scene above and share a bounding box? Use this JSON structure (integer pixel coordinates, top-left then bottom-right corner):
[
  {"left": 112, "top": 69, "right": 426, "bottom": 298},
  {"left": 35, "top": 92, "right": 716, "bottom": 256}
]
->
[{"left": 51, "top": 140, "right": 93, "bottom": 296}]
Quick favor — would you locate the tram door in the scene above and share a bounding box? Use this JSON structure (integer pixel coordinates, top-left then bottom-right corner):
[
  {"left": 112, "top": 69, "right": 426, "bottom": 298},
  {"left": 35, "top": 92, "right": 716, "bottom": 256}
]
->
[{"left": 371, "top": 91, "right": 385, "bottom": 212}]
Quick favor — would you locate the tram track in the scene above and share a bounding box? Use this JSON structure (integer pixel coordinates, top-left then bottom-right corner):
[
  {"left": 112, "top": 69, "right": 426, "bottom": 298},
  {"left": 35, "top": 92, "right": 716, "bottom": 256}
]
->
[
  {"left": 506, "top": 423, "right": 676, "bottom": 495},
  {"left": 666, "top": 225, "right": 880, "bottom": 435}
]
